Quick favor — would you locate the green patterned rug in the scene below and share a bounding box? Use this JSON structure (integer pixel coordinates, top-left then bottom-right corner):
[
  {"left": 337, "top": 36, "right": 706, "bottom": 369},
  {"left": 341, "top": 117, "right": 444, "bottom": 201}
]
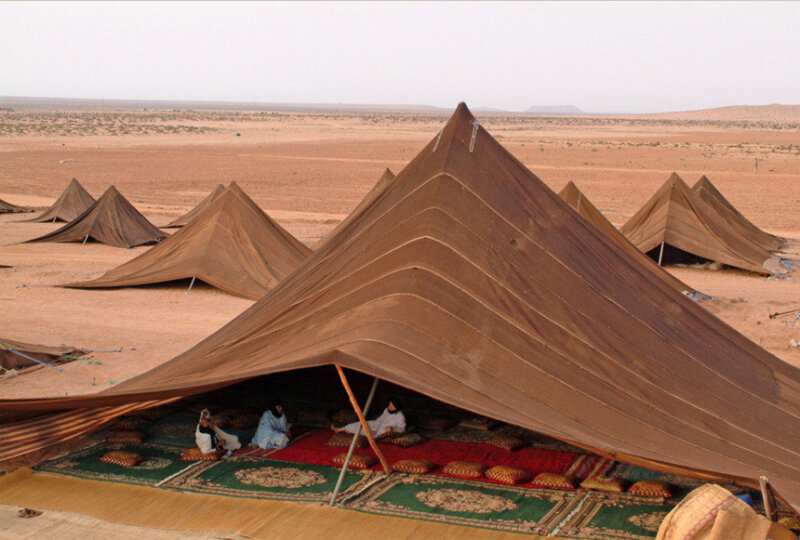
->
[
  {"left": 343, "top": 473, "right": 676, "bottom": 539},
  {"left": 34, "top": 443, "right": 193, "bottom": 488},
  {"left": 163, "top": 457, "right": 383, "bottom": 503}
]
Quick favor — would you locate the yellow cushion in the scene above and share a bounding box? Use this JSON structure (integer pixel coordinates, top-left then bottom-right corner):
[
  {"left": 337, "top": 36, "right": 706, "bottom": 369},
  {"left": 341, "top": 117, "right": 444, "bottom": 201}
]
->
[
  {"left": 458, "top": 416, "right": 497, "bottom": 431},
  {"left": 531, "top": 472, "right": 575, "bottom": 490},
  {"left": 296, "top": 409, "right": 330, "bottom": 426},
  {"left": 441, "top": 460, "right": 485, "bottom": 479},
  {"left": 331, "top": 453, "right": 376, "bottom": 469},
  {"left": 628, "top": 480, "right": 673, "bottom": 498},
  {"left": 99, "top": 450, "right": 146, "bottom": 468},
  {"left": 327, "top": 432, "right": 368, "bottom": 448},
  {"left": 489, "top": 435, "right": 526, "bottom": 451},
  {"left": 180, "top": 448, "right": 224, "bottom": 461},
  {"left": 385, "top": 432, "right": 426, "bottom": 447},
  {"left": 580, "top": 476, "right": 626, "bottom": 492},
  {"left": 109, "top": 416, "right": 149, "bottom": 432},
  {"left": 418, "top": 417, "right": 456, "bottom": 431},
  {"left": 391, "top": 459, "right": 435, "bottom": 474},
  {"left": 331, "top": 409, "right": 358, "bottom": 425},
  {"left": 485, "top": 465, "right": 530, "bottom": 485},
  {"left": 106, "top": 430, "right": 146, "bottom": 444}
]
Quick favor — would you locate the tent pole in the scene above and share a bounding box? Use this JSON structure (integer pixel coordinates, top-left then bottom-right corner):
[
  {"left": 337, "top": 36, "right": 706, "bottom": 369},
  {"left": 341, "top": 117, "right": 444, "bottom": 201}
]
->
[
  {"left": 82, "top": 234, "right": 90, "bottom": 245},
  {"left": 186, "top": 276, "right": 197, "bottom": 294},
  {"left": 334, "top": 364, "right": 390, "bottom": 475},
  {"left": 657, "top": 242, "right": 665, "bottom": 266},
  {"left": 759, "top": 475, "right": 777, "bottom": 521},
  {"left": 329, "top": 376, "right": 379, "bottom": 506}
]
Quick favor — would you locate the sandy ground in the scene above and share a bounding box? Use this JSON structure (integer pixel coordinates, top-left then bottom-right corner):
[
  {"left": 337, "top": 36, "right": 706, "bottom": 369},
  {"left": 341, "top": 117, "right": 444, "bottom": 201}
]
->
[{"left": 0, "top": 109, "right": 798, "bottom": 400}]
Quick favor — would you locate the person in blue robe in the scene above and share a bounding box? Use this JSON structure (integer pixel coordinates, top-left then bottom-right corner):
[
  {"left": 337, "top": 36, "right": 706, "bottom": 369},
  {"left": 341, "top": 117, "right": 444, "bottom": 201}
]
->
[{"left": 249, "top": 401, "right": 291, "bottom": 449}]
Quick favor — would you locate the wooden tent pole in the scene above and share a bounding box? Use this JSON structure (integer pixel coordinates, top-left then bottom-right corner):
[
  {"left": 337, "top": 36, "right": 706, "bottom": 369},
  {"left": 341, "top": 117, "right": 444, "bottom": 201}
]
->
[
  {"left": 657, "top": 241, "right": 665, "bottom": 266},
  {"left": 760, "top": 475, "right": 778, "bottom": 521},
  {"left": 329, "top": 376, "right": 379, "bottom": 506},
  {"left": 334, "top": 364, "right": 390, "bottom": 474}
]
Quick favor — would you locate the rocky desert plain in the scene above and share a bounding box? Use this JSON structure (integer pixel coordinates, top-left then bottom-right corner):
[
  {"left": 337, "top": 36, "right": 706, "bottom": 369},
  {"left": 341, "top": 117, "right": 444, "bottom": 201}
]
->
[{"left": 1, "top": 101, "right": 799, "bottom": 402}]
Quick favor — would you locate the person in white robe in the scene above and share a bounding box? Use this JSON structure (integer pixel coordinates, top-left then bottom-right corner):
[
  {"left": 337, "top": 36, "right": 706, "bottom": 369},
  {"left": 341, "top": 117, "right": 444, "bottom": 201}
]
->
[
  {"left": 250, "top": 402, "right": 291, "bottom": 449},
  {"left": 333, "top": 398, "right": 406, "bottom": 438},
  {"left": 195, "top": 409, "right": 241, "bottom": 456}
]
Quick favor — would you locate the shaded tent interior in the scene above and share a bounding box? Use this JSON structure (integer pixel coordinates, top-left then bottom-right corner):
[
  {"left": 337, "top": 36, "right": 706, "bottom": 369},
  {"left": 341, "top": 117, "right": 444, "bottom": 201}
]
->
[
  {"left": 21, "top": 178, "right": 96, "bottom": 223},
  {"left": 620, "top": 173, "right": 782, "bottom": 274},
  {"left": 24, "top": 185, "right": 168, "bottom": 248},
  {"left": 0, "top": 337, "right": 86, "bottom": 372},
  {"left": 4, "top": 103, "right": 800, "bottom": 513},
  {"left": 692, "top": 175, "right": 785, "bottom": 252},
  {"left": 163, "top": 184, "right": 226, "bottom": 228},
  {"left": 65, "top": 182, "right": 312, "bottom": 299},
  {"left": 0, "top": 198, "right": 32, "bottom": 214}
]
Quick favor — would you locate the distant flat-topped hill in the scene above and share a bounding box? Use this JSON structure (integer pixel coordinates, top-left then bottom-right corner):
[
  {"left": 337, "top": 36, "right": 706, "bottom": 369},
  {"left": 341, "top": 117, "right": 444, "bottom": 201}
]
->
[{"left": 525, "top": 105, "right": 585, "bottom": 115}]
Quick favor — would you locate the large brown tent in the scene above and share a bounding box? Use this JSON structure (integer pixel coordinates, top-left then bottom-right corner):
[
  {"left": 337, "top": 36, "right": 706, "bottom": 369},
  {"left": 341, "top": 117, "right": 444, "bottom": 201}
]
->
[
  {"left": 66, "top": 182, "right": 312, "bottom": 299},
  {"left": 692, "top": 175, "right": 785, "bottom": 252},
  {"left": 558, "top": 181, "right": 690, "bottom": 292},
  {"left": 4, "top": 104, "right": 800, "bottom": 511},
  {"left": 0, "top": 198, "right": 32, "bottom": 214},
  {"left": 24, "top": 186, "right": 167, "bottom": 248},
  {"left": 0, "top": 337, "right": 85, "bottom": 371},
  {"left": 22, "top": 178, "right": 96, "bottom": 223},
  {"left": 620, "top": 173, "right": 782, "bottom": 274},
  {"left": 164, "top": 184, "right": 225, "bottom": 228}
]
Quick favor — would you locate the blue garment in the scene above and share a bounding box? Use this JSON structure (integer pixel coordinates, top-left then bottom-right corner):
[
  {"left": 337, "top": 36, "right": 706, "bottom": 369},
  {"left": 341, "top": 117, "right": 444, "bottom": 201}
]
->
[{"left": 250, "top": 410, "right": 290, "bottom": 449}]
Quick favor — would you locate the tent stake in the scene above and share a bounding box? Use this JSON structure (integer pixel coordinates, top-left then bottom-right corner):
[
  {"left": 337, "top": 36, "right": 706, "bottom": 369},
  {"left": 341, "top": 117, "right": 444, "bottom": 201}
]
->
[
  {"left": 329, "top": 376, "right": 379, "bottom": 506},
  {"left": 186, "top": 276, "right": 197, "bottom": 294},
  {"left": 334, "top": 364, "right": 390, "bottom": 475},
  {"left": 657, "top": 241, "right": 665, "bottom": 266}
]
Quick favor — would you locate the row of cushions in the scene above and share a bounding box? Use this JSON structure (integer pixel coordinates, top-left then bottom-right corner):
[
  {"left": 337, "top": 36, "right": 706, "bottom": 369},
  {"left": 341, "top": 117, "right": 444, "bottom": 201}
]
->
[{"left": 106, "top": 431, "right": 146, "bottom": 445}]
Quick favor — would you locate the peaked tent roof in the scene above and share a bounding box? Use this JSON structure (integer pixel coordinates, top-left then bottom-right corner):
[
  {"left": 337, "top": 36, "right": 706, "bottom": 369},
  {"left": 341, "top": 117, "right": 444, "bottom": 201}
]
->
[
  {"left": 620, "top": 173, "right": 782, "bottom": 274},
  {"left": 164, "top": 184, "right": 226, "bottom": 228},
  {"left": 692, "top": 175, "right": 785, "bottom": 252},
  {"left": 0, "top": 337, "right": 85, "bottom": 371},
  {"left": 316, "top": 168, "right": 395, "bottom": 249},
  {"left": 4, "top": 104, "right": 800, "bottom": 510},
  {"left": 0, "top": 198, "right": 32, "bottom": 214},
  {"left": 66, "top": 182, "right": 312, "bottom": 299},
  {"left": 22, "top": 178, "right": 96, "bottom": 223},
  {"left": 558, "top": 181, "right": 690, "bottom": 292},
  {"left": 24, "top": 186, "right": 168, "bottom": 248}
]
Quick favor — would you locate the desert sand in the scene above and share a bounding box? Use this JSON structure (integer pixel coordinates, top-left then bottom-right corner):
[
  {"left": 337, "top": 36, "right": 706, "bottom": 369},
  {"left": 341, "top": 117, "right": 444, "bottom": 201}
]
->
[{"left": 1, "top": 106, "right": 798, "bottom": 400}]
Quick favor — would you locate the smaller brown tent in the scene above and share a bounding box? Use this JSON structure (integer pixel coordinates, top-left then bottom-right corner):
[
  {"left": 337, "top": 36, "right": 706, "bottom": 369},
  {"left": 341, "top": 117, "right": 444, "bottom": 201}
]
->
[
  {"left": 25, "top": 186, "right": 167, "bottom": 248},
  {"left": 620, "top": 173, "right": 782, "bottom": 274},
  {"left": 164, "top": 184, "right": 225, "bottom": 228},
  {"left": 692, "top": 175, "right": 785, "bottom": 252},
  {"left": 67, "top": 182, "right": 312, "bottom": 299},
  {"left": 0, "top": 337, "right": 85, "bottom": 371},
  {"left": 0, "top": 198, "right": 32, "bottom": 214},
  {"left": 22, "top": 178, "right": 96, "bottom": 223},
  {"left": 558, "top": 181, "right": 691, "bottom": 292}
]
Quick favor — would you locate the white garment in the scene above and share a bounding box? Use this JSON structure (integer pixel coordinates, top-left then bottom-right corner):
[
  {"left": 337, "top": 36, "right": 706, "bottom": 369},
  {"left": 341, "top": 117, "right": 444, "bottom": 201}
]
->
[
  {"left": 195, "top": 424, "right": 242, "bottom": 454},
  {"left": 344, "top": 407, "right": 406, "bottom": 437}
]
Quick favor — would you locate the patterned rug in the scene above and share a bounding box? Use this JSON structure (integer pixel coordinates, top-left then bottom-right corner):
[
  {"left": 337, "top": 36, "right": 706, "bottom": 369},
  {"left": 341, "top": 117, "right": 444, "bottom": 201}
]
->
[
  {"left": 34, "top": 442, "right": 193, "bottom": 488},
  {"left": 162, "top": 457, "right": 383, "bottom": 503},
  {"left": 344, "top": 473, "right": 676, "bottom": 539}
]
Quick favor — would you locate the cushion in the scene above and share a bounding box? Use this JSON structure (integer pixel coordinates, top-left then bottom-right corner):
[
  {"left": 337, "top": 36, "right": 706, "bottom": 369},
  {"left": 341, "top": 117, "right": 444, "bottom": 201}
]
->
[
  {"left": 441, "top": 461, "right": 485, "bottom": 479},
  {"left": 488, "top": 435, "right": 526, "bottom": 451},
  {"left": 485, "top": 465, "right": 530, "bottom": 485},
  {"left": 580, "top": 476, "right": 626, "bottom": 492},
  {"left": 228, "top": 413, "right": 261, "bottom": 430},
  {"left": 327, "top": 432, "right": 368, "bottom": 449},
  {"left": 417, "top": 417, "right": 456, "bottom": 431},
  {"left": 106, "top": 430, "right": 146, "bottom": 444},
  {"left": 331, "top": 409, "right": 358, "bottom": 425},
  {"left": 458, "top": 416, "right": 497, "bottom": 431},
  {"left": 385, "top": 432, "right": 427, "bottom": 448},
  {"left": 296, "top": 409, "right": 330, "bottom": 426},
  {"left": 180, "top": 448, "right": 224, "bottom": 462},
  {"left": 109, "top": 416, "right": 148, "bottom": 431},
  {"left": 627, "top": 480, "right": 673, "bottom": 498},
  {"left": 531, "top": 472, "right": 575, "bottom": 490},
  {"left": 331, "top": 453, "right": 377, "bottom": 469},
  {"left": 391, "top": 459, "right": 436, "bottom": 474},
  {"left": 99, "top": 450, "right": 146, "bottom": 468}
]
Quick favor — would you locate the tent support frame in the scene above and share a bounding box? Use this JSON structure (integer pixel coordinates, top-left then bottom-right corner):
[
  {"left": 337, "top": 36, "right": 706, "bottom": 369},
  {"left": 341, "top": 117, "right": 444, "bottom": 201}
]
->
[
  {"left": 760, "top": 475, "right": 778, "bottom": 521},
  {"left": 334, "top": 365, "right": 390, "bottom": 475},
  {"left": 186, "top": 276, "right": 197, "bottom": 294},
  {"left": 657, "top": 241, "right": 665, "bottom": 266},
  {"left": 329, "top": 376, "right": 379, "bottom": 506}
]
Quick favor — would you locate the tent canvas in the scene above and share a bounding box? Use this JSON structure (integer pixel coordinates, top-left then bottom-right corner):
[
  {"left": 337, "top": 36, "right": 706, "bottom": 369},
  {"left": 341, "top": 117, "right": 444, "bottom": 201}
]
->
[
  {"left": 0, "top": 198, "right": 32, "bottom": 214},
  {"left": 0, "top": 337, "right": 85, "bottom": 371},
  {"left": 620, "top": 173, "right": 782, "bottom": 274},
  {"left": 66, "top": 182, "right": 312, "bottom": 299},
  {"left": 24, "top": 186, "right": 168, "bottom": 248},
  {"left": 3, "top": 104, "right": 800, "bottom": 512},
  {"left": 164, "top": 184, "right": 225, "bottom": 228},
  {"left": 22, "top": 178, "right": 96, "bottom": 223},
  {"left": 692, "top": 175, "right": 785, "bottom": 252}
]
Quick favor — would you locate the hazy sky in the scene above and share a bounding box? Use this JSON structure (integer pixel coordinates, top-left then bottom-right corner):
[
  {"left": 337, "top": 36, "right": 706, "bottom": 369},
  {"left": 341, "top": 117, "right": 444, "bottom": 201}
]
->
[{"left": 2, "top": 1, "right": 798, "bottom": 113}]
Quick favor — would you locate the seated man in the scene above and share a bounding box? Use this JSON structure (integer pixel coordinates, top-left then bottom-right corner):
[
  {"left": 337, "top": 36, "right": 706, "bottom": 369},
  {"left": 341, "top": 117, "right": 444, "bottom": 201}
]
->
[
  {"left": 250, "top": 401, "right": 291, "bottom": 450},
  {"left": 195, "top": 409, "right": 241, "bottom": 457},
  {"left": 332, "top": 397, "right": 406, "bottom": 438}
]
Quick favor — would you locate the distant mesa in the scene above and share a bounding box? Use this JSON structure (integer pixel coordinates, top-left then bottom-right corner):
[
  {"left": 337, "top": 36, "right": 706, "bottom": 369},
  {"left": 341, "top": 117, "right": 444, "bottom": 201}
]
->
[{"left": 525, "top": 105, "right": 584, "bottom": 115}]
